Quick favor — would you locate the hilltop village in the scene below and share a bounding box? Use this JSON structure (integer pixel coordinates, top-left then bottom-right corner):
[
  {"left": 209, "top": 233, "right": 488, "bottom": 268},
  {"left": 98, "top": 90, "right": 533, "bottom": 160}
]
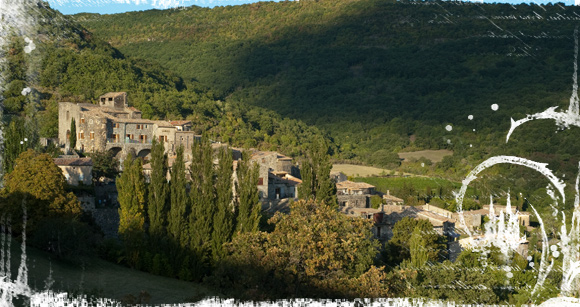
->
[{"left": 51, "top": 92, "right": 535, "bottom": 262}]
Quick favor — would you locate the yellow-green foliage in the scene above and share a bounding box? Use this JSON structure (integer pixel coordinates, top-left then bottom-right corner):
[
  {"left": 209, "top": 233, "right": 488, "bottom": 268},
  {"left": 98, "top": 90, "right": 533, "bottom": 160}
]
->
[
  {"left": 4, "top": 149, "right": 81, "bottom": 218},
  {"left": 214, "top": 200, "right": 392, "bottom": 299}
]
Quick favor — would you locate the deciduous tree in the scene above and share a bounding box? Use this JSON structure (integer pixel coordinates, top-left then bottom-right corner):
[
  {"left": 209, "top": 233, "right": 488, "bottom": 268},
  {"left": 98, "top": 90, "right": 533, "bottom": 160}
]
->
[{"left": 213, "top": 200, "right": 389, "bottom": 299}]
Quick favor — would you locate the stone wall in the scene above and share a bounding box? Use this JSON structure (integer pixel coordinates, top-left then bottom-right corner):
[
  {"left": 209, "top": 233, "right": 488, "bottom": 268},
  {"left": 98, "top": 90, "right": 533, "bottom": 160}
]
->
[
  {"left": 337, "top": 194, "right": 369, "bottom": 208},
  {"left": 59, "top": 165, "right": 93, "bottom": 186}
]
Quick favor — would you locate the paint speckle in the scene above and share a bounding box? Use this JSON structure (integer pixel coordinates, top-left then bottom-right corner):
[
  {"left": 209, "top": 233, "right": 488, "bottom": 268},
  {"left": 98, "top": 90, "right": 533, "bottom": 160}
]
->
[
  {"left": 507, "top": 272, "right": 513, "bottom": 279},
  {"left": 491, "top": 104, "right": 499, "bottom": 111},
  {"left": 21, "top": 87, "right": 31, "bottom": 96},
  {"left": 23, "top": 37, "right": 35, "bottom": 53},
  {"left": 421, "top": 163, "right": 425, "bottom": 167},
  {"left": 470, "top": 144, "right": 472, "bottom": 148},
  {"left": 447, "top": 139, "right": 451, "bottom": 144},
  {"left": 530, "top": 262, "right": 535, "bottom": 267},
  {"left": 468, "top": 115, "right": 474, "bottom": 120},
  {"left": 553, "top": 251, "right": 561, "bottom": 258},
  {"left": 551, "top": 245, "right": 558, "bottom": 252},
  {"left": 527, "top": 256, "right": 533, "bottom": 261},
  {"left": 445, "top": 125, "right": 452, "bottom": 131},
  {"left": 473, "top": 129, "right": 476, "bottom": 132}
]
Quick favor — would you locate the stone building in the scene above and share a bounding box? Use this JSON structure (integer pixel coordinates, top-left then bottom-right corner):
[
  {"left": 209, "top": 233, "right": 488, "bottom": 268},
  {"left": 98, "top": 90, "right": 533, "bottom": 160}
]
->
[
  {"left": 53, "top": 156, "right": 93, "bottom": 186},
  {"left": 251, "top": 151, "right": 301, "bottom": 200},
  {"left": 58, "top": 92, "right": 200, "bottom": 160},
  {"left": 337, "top": 180, "right": 376, "bottom": 208}
]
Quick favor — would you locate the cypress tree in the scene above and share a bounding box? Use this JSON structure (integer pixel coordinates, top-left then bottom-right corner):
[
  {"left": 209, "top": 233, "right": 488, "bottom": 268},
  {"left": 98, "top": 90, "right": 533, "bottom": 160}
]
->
[
  {"left": 189, "top": 135, "right": 215, "bottom": 276},
  {"left": 235, "top": 152, "right": 261, "bottom": 234},
  {"left": 167, "top": 145, "right": 187, "bottom": 247},
  {"left": 298, "top": 137, "right": 337, "bottom": 206},
  {"left": 69, "top": 118, "right": 76, "bottom": 150},
  {"left": 211, "top": 146, "right": 234, "bottom": 262},
  {"left": 117, "top": 153, "right": 146, "bottom": 265},
  {"left": 148, "top": 138, "right": 169, "bottom": 238},
  {"left": 3, "top": 118, "right": 27, "bottom": 175}
]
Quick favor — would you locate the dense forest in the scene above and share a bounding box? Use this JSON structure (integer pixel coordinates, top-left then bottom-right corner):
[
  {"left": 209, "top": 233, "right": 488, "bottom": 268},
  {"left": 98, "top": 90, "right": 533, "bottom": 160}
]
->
[
  {"left": 74, "top": 0, "right": 580, "bottom": 172},
  {"left": 1, "top": 0, "right": 580, "bottom": 303},
  {"left": 70, "top": 0, "right": 580, "bottom": 223}
]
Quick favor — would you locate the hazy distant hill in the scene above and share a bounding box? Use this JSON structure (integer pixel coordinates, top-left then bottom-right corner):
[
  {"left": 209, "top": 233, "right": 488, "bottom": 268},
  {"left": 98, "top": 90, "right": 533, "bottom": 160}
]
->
[{"left": 74, "top": 0, "right": 580, "bottom": 176}]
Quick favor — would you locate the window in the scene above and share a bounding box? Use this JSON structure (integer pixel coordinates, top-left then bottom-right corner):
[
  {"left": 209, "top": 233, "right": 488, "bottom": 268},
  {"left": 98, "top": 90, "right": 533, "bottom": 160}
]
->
[
  {"left": 137, "top": 124, "right": 141, "bottom": 129},
  {"left": 80, "top": 118, "right": 85, "bottom": 124},
  {"left": 258, "top": 178, "right": 264, "bottom": 185},
  {"left": 90, "top": 132, "right": 94, "bottom": 140},
  {"left": 79, "top": 132, "right": 84, "bottom": 139},
  {"left": 114, "top": 123, "right": 120, "bottom": 128},
  {"left": 139, "top": 135, "right": 147, "bottom": 143}
]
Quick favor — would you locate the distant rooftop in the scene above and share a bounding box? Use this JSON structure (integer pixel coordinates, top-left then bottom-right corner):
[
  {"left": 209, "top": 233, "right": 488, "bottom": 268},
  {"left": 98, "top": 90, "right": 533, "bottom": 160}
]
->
[
  {"left": 54, "top": 157, "right": 93, "bottom": 166},
  {"left": 336, "top": 180, "right": 375, "bottom": 190}
]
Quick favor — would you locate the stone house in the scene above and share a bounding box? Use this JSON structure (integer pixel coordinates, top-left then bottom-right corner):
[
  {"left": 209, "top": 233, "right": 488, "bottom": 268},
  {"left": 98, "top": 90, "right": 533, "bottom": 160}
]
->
[
  {"left": 337, "top": 180, "right": 376, "bottom": 208},
  {"left": 383, "top": 190, "right": 404, "bottom": 205},
  {"left": 53, "top": 156, "right": 93, "bottom": 186},
  {"left": 251, "top": 151, "right": 301, "bottom": 200},
  {"left": 452, "top": 204, "right": 532, "bottom": 232},
  {"left": 58, "top": 92, "right": 200, "bottom": 160}
]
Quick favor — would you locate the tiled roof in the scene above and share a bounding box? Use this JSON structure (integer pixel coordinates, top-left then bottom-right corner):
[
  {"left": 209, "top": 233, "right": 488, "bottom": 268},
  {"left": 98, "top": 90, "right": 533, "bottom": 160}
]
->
[
  {"left": 251, "top": 151, "right": 292, "bottom": 161},
  {"left": 155, "top": 121, "right": 174, "bottom": 128},
  {"left": 336, "top": 180, "right": 375, "bottom": 190},
  {"left": 54, "top": 157, "right": 93, "bottom": 166},
  {"left": 100, "top": 92, "right": 126, "bottom": 98},
  {"left": 169, "top": 120, "right": 192, "bottom": 126},
  {"left": 383, "top": 194, "right": 404, "bottom": 202}
]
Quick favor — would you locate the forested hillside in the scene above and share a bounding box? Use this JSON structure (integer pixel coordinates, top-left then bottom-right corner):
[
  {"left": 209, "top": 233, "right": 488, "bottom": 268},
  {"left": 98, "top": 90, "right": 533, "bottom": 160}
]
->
[
  {"left": 2, "top": 1, "right": 325, "bottom": 160},
  {"left": 74, "top": 0, "right": 580, "bottom": 177}
]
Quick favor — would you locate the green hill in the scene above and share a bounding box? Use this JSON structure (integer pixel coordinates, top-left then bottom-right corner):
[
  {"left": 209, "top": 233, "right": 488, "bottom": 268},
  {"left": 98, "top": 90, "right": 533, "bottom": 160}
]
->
[
  {"left": 73, "top": 0, "right": 580, "bottom": 178},
  {"left": 2, "top": 1, "right": 324, "bottom": 157}
]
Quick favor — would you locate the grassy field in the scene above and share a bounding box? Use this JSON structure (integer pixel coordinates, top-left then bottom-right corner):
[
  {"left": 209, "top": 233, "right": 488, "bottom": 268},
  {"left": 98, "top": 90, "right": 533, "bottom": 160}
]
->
[
  {"left": 332, "top": 164, "right": 414, "bottom": 177},
  {"left": 4, "top": 240, "right": 216, "bottom": 304},
  {"left": 353, "top": 176, "right": 476, "bottom": 198},
  {"left": 398, "top": 150, "right": 453, "bottom": 163}
]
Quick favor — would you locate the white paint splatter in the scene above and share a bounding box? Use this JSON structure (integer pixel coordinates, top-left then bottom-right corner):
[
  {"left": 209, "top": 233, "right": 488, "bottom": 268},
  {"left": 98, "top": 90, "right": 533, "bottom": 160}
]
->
[
  {"left": 468, "top": 115, "right": 474, "bottom": 120},
  {"left": 21, "top": 87, "right": 31, "bottom": 96},
  {"left": 507, "top": 28, "right": 580, "bottom": 143},
  {"left": 23, "top": 37, "right": 35, "bottom": 53},
  {"left": 446, "top": 139, "right": 451, "bottom": 144},
  {"left": 491, "top": 104, "right": 499, "bottom": 111},
  {"left": 445, "top": 124, "right": 452, "bottom": 131}
]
